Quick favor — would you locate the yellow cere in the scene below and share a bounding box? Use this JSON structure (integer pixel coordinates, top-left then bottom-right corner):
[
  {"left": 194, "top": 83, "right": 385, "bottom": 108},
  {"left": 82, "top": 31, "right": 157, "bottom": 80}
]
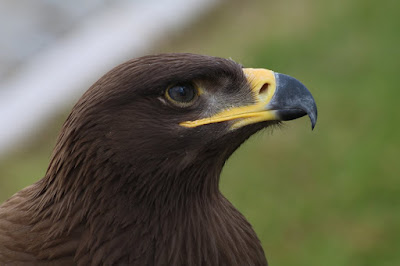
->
[{"left": 180, "top": 68, "right": 279, "bottom": 130}]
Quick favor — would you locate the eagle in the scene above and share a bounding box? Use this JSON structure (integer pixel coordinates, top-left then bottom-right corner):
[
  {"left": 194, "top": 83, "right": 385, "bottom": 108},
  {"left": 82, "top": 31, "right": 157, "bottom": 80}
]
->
[{"left": 0, "top": 53, "right": 317, "bottom": 265}]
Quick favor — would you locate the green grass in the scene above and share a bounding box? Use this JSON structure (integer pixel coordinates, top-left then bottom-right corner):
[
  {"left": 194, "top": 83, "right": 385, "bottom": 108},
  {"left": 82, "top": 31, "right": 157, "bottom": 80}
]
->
[{"left": 1, "top": 0, "right": 399, "bottom": 265}]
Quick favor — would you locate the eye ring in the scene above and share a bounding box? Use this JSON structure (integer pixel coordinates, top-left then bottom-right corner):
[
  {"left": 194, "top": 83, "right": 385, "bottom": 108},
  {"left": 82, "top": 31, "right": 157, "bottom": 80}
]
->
[{"left": 165, "top": 82, "right": 199, "bottom": 107}]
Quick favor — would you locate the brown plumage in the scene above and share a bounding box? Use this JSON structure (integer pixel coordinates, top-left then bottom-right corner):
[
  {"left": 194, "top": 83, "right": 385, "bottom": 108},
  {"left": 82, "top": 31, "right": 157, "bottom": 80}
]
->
[{"left": 0, "top": 53, "right": 317, "bottom": 265}]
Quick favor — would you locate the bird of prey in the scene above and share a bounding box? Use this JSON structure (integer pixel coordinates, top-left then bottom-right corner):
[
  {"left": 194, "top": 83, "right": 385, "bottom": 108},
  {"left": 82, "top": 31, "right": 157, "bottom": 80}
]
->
[{"left": 0, "top": 53, "right": 317, "bottom": 265}]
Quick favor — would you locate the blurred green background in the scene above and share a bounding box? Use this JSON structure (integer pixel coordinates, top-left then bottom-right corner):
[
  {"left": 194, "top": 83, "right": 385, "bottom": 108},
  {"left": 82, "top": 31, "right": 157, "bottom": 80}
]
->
[{"left": 1, "top": 0, "right": 399, "bottom": 265}]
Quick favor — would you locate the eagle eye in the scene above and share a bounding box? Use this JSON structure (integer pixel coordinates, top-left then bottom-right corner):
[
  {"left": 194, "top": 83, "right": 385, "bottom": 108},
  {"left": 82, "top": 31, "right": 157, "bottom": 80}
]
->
[{"left": 165, "top": 83, "right": 198, "bottom": 107}]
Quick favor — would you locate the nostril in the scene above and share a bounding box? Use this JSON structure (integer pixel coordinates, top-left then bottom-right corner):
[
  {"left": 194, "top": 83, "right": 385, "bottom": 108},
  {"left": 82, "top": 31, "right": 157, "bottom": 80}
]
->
[{"left": 259, "top": 83, "right": 269, "bottom": 96}]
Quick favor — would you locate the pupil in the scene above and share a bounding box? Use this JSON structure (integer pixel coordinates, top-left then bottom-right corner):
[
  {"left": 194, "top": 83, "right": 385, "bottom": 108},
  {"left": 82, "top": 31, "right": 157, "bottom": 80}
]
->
[{"left": 178, "top": 87, "right": 186, "bottom": 96}]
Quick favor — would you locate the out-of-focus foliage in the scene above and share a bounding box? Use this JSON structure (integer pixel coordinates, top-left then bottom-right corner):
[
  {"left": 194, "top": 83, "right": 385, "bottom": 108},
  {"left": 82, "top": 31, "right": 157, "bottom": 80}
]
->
[{"left": 1, "top": 0, "right": 399, "bottom": 265}]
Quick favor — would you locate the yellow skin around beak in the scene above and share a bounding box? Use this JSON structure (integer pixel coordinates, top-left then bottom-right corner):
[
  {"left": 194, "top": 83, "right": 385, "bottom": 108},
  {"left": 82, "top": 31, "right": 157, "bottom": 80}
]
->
[{"left": 180, "top": 68, "right": 280, "bottom": 130}]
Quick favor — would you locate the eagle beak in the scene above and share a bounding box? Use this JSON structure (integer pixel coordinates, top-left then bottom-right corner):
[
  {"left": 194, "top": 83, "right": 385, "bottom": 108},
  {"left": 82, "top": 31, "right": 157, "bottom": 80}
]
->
[
  {"left": 268, "top": 72, "right": 318, "bottom": 129},
  {"left": 180, "top": 68, "right": 317, "bottom": 130}
]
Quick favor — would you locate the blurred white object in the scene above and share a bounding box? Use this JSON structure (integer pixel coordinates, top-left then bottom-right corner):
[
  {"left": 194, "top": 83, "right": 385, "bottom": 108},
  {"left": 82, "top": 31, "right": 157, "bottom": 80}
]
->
[{"left": 0, "top": 0, "right": 220, "bottom": 157}]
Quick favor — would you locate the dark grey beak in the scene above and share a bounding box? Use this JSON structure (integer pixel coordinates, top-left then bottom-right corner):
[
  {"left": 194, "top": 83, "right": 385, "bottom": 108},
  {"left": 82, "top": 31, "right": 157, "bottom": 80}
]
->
[{"left": 268, "top": 73, "right": 318, "bottom": 129}]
